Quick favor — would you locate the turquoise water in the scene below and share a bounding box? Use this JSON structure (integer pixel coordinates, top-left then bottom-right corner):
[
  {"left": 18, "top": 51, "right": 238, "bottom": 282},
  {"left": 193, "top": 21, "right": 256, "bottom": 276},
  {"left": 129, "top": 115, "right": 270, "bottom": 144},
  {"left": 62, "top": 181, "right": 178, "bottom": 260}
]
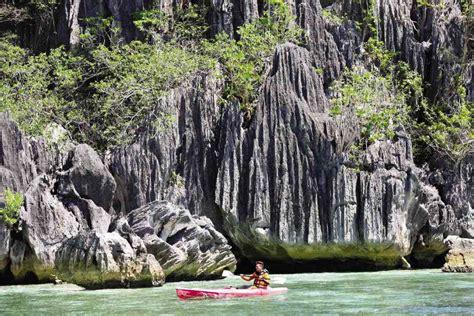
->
[{"left": 0, "top": 270, "right": 473, "bottom": 315}]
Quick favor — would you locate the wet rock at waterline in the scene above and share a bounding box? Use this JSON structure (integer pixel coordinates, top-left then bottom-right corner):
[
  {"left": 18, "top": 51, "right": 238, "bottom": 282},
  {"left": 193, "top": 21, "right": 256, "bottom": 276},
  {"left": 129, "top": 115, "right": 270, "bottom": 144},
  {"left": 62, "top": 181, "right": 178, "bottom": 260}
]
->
[
  {"left": 55, "top": 231, "right": 165, "bottom": 289},
  {"left": 442, "top": 236, "right": 474, "bottom": 273}
]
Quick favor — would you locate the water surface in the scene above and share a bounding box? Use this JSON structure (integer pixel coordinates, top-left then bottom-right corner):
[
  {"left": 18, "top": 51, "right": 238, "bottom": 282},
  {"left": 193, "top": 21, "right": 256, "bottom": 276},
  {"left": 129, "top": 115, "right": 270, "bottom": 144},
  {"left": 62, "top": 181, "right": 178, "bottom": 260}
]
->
[{"left": 0, "top": 270, "right": 473, "bottom": 315}]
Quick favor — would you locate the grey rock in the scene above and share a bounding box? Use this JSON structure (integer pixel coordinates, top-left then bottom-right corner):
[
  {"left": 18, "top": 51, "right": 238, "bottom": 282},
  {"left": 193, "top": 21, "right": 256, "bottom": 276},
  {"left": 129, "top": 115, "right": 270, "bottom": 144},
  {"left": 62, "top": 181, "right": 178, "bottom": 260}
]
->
[
  {"left": 0, "top": 112, "right": 51, "bottom": 195},
  {"left": 375, "top": 0, "right": 464, "bottom": 103},
  {"left": 55, "top": 231, "right": 164, "bottom": 288},
  {"left": 216, "top": 43, "right": 430, "bottom": 262},
  {"left": 19, "top": 175, "right": 80, "bottom": 279},
  {"left": 460, "top": 213, "right": 474, "bottom": 239},
  {"left": 57, "top": 0, "right": 82, "bottom": 47},
  {"left": 110, "top": 73, "right": 223, "bottom": 223},
  {"left": 424, "top": 156, "right": 473, "bottom": 231},
  {"left": 2, "top": 0, "right": 471, "bottom": 278},
  {"left": 127, "top": 201, "right": 237, "bottom": 279},
  {"left": 63, "top": 198, "right": 111, "bottom": 234},
  {"left": 209, "top": 0, "right": 235, "bottom": 35},
  {"left": 298, "top": 0, "right": 346, "bottom": 83},
  {"left": 466, "top": 63, "right": 474, "bottom": 102},
  {"left": 142, "top": 234, "right": 186, "bottom": 275},
  {"left": 58, "top": 144, "right": 116, "bottom": 212},
  {"left": 442, "top": 235, "right": 474, "bottom": 273},
  {"left": 57, "top": 0, "right": 146, "bottom": 47},
  {"left": 0, "top": 222, "right": 9, "bottom": 271},
  {"left": 375, "top": 0, "right": 428, "bottom": 75},
  {"left": 9, "top": 240, "right": 27, "bottom": 276}
]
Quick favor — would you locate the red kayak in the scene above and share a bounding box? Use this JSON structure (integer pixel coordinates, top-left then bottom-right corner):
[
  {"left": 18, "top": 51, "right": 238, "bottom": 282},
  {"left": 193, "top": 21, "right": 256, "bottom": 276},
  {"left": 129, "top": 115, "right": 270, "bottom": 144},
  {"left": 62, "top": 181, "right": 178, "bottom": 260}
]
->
[{"left": 176, "top": 287, "right": 288, "bottom": 299}]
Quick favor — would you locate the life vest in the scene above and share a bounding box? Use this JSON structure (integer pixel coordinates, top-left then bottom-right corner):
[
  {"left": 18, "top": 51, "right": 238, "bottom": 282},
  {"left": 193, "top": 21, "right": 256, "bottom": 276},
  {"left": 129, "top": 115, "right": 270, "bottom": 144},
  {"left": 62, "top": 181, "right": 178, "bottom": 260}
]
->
[{"left": 253, "top": 269, "right": 270, "bottom": 289}]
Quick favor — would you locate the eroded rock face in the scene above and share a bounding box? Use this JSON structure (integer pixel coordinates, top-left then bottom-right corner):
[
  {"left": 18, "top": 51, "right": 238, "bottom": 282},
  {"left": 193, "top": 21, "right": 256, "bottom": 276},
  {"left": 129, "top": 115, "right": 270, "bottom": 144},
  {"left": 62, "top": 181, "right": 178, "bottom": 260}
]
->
[
  {"left": 298, "top": 0, "right": 347, "bottom": 83},
  {"left": 1, "top": 0, "right": 471, "bottom": 278},
  {"left": 0, "top": 223, "right": 9, "bottom": 271},
  {"left": 57, "top": 0, "right": 146, "bottom": 47},
  {"left": 19, "top": 176, "right": 81, "bottom": 279},
  {"left": 0, "top": 112, "right": 235, "bottom": 287},
  {"left": 57, "top": 144, "right": 116, "bottom": 212},
  {"left": 442, "top": 236, "right": 474, "bottom": 273},
  {"left": 215, "top": 44, "right": 433, "bottom": 266},
  {"left": 127, "top": 201, "right": 237, "bottom": 279},
  {"left": 55, "top": 231, "right": 164, "bottom": 289},
  {"left": 110, "top": 73, "right": 223, "bottom": 223},
  {"left": 0, "top": 113, "right": 51, "bottom": 195}
]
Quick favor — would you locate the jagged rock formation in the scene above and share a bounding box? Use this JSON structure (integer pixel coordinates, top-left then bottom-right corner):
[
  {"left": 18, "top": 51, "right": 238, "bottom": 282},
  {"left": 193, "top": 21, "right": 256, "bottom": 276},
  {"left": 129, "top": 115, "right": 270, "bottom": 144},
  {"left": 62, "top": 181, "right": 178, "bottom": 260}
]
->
[
  {"left": 0, "top": 223, "right": 9, "bottom": 272},
  {"left": 0, "top": 0, "right": 472, "bottom": 279},
  {"left": 0, "top": 113, "right": 236, "bottom": 287},
  {"left": 110, "top": 73, "right": 223, "bottom": 223},
  {"left": 57, "top": 144, "right": 116, "bottom": 212},
  {"left": 128, "top": 201, "right": 237, "bottom": 279},
  {"left": 55, "top": 229, "right": 164, "bottom": 289},
  {"left": 214, "top": 43, "right": 446, "bottom": 266},
  {"left": 0, "top": 112, "right": 51, "bottom": 195},
  {"left": 442, "top": 235, "right": 474, "bottom": 272}
]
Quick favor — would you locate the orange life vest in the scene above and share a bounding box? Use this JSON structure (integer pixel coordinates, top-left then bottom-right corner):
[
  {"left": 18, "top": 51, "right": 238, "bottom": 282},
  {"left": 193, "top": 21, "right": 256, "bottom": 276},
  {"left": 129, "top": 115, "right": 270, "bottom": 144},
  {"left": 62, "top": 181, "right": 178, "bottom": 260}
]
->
[{"left": 251, "top": 270, "right": 270, "bottom": 289}]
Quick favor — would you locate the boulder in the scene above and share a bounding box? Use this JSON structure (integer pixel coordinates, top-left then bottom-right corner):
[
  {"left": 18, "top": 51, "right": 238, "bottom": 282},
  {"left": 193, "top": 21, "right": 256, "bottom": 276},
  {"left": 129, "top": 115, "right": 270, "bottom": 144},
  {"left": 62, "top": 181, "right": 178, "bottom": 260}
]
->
[
  {"left": 127, "top": 201, "right": 237, "bottom": 279},
  {"left": 55, "top": 231, "right": 164, "bottom": 289},
  {"left": 442, "top": 236, "right": 474, "bottom": 273},
  {"left": 63, "top": 198, "right": 111, "bottom": 234},
  {"left": 18, "top": 175, "right": 80, "bottom": 280},
  {"left": 9, "top": 173, "right": 113, "bottom": 283}
]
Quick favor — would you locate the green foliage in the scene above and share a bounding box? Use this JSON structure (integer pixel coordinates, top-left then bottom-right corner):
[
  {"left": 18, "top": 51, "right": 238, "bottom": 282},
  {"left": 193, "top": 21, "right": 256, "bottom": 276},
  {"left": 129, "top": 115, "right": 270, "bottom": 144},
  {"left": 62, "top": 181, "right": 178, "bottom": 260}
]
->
[
  {"left": 364, "top": 38, "right": 396, "bottom": 71},
  {"left": 1, "top": 0, "right": 301, "bottom": 149},
  {"left": 330, "top": 41, "right": 411, "bottom": 148},
  {"left": 322, "top": 9, "right": 344, "bottom": 25},
  {"left": 333, "top": 37, "right": 473, "bottom": 164},
  {"left": 418, "top": 101, "right": 473, "bottom": 163},
  {"left": 0, "top": 36, "right": 212, "bottom": 150},
  {"left": 203, "top": 0, "right": 302, "bottom": 112},
  {"left": 358, "top": 0, "right": 377, "bottom": 40},
  {"left": 330, "top": 66, "right": 408, "bottom": 145},
  {"left": 415, "top": 0, "right": 434, "bottom": 9},
  {"left": 0, "top": 41, "right": 82, "bottom": 136},
  {"left": 132, "top": 9, "right": 168, "bottom": 34},
  {"left": 80, "top": 41, "right": 212, "bottom": 146},
  {"left": 415, "top": 0, "right": 448, "bottom": 10},
  {"left": 31, "top": 0, "right": 58, "bottom": 9},
  {"left": 169, "top": 170, "right": 185, "bottom": 188},
  {"left": 313, "top": 67, "right": 324, "bottom": 75},
  {"left": 79, "top": 16, "right": 121, "bottom": 47},
  {"left": 132, "top": 5, "right": 209, "bottom": 46},
  {"left": 0, "top": 189, "right": 23, "bottom": 227}
]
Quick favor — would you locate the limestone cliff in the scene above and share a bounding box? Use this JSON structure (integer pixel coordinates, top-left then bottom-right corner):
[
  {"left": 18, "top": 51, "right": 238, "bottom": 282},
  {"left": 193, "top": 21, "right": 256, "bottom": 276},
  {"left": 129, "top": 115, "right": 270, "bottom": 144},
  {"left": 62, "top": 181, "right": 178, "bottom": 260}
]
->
[{"left": 0, "top": 0, "right": 472, "bottom": 285}]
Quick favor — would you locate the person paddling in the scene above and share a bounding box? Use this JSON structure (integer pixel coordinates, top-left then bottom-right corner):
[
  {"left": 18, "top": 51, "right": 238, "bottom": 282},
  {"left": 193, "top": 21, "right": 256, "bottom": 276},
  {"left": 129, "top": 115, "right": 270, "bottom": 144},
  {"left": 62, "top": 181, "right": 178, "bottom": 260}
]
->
[{"left": 240, "top": 261, "right": 271, "bottom": 289}]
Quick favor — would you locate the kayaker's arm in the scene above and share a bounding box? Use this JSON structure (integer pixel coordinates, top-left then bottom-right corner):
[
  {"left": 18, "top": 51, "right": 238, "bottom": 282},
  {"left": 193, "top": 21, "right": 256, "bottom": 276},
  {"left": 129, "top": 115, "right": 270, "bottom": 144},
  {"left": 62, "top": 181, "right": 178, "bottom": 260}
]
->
[{"left": 240, "top": 273, "right": 256, "bottom": 281}]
